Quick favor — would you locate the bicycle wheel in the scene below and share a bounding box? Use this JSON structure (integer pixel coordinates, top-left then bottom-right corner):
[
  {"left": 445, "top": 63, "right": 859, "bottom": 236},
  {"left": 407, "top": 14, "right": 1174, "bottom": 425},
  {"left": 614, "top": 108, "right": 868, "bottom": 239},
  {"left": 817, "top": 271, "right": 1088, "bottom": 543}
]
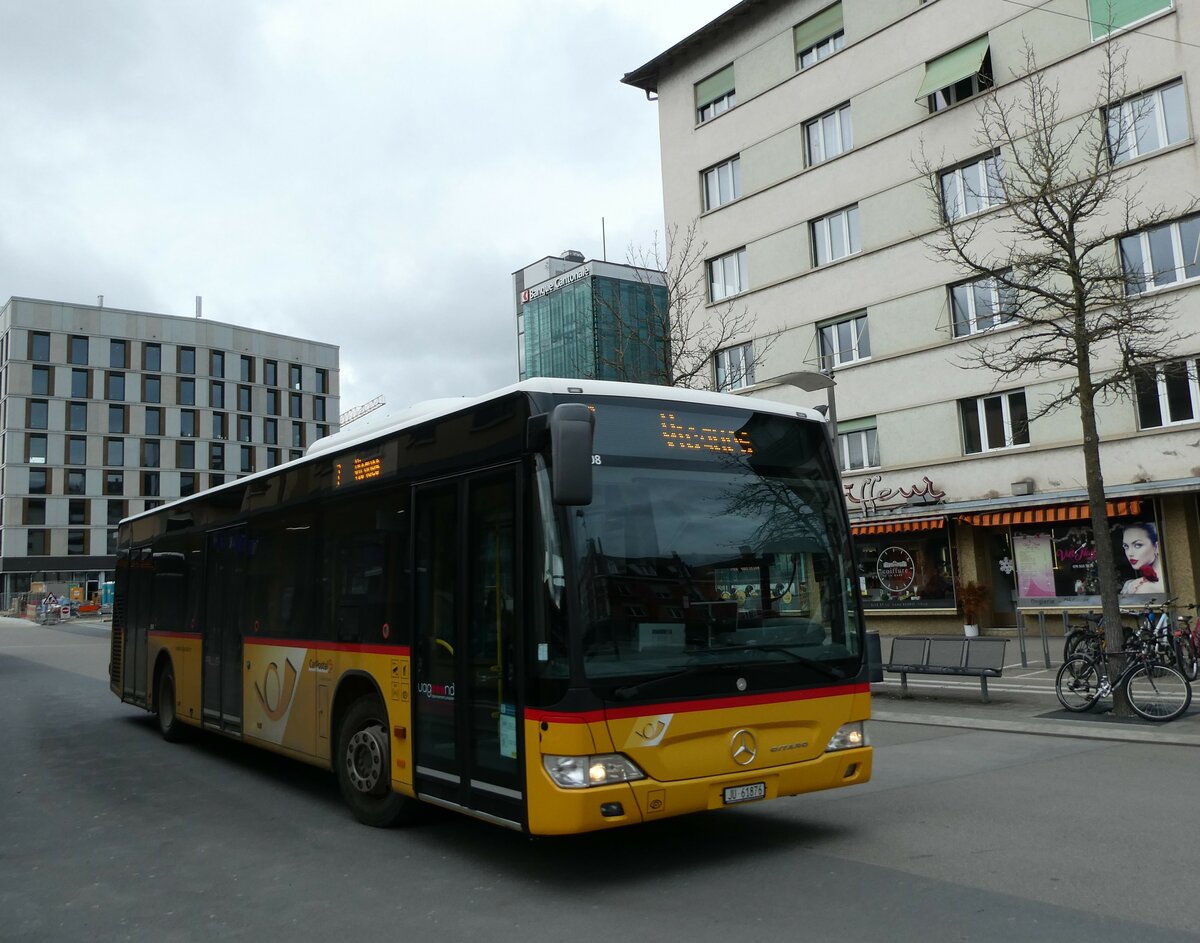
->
[
  {"left": 1175, "top": 636, "right": 1199, "bottom": 683},
  {"left": 1126, "top": 663, "right": 1192, "bottom": 722},
  {"left": 1056, "top": 655, "right": 1103, "bottom": 712}
]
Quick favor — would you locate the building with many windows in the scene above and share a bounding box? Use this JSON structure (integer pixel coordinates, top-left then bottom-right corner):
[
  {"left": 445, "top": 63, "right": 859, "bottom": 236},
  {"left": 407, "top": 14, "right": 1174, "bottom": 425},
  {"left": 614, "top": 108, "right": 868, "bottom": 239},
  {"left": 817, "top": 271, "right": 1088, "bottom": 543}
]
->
[
  {"left": 513, "top": 252, "right": 669, "bottom": 383},
  {"left": 624, "top": 0, "right": 1200, "bottom": 632},
  {"left": 0, "top": 297, "right": 338, "bottom": 604}
]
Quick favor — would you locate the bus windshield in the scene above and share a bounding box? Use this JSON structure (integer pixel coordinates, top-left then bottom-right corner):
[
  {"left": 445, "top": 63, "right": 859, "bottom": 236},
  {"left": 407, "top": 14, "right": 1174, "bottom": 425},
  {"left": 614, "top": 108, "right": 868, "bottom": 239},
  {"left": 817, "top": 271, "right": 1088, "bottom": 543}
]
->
[{"left": 561, "top": 403, "right": 860, "bottom": 695}]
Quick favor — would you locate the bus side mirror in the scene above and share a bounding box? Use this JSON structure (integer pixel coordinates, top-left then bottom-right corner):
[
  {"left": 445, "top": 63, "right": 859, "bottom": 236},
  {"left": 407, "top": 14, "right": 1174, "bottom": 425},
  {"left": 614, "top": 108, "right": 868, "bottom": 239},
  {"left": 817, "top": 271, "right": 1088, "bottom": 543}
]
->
[{"left": 549, "top": 403, "right": 594, "bottom": 506}]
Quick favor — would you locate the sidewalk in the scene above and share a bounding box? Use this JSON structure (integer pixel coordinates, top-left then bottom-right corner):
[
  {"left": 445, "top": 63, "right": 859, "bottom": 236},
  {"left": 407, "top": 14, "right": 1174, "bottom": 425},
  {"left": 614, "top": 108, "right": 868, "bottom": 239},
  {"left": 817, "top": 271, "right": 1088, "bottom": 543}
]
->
[{"left": 870, "top": 632, "right": 1200, "bottom": 747}]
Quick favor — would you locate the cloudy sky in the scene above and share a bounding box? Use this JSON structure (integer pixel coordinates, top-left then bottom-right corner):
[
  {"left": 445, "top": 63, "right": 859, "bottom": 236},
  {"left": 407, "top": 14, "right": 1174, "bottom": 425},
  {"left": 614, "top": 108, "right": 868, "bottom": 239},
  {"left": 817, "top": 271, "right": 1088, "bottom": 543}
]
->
[{"left": 0, "top": 1, "right": 733, "bottom": 418}]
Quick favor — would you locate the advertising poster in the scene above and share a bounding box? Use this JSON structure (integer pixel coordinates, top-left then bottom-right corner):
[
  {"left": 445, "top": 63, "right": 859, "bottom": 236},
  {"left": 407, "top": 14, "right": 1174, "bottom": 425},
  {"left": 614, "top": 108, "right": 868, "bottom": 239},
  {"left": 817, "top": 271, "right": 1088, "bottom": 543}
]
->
[{"left": 1013, "top": 532, "right": 1055, "bottom": 597}]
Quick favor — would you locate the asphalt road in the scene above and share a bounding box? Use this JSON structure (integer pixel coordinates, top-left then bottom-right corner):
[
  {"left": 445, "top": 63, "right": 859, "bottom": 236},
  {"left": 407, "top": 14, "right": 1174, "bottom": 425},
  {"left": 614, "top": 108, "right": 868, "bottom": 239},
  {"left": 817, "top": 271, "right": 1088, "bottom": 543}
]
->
[{"left": 3, "top": 617, "right": 1200, "bottom": 942}]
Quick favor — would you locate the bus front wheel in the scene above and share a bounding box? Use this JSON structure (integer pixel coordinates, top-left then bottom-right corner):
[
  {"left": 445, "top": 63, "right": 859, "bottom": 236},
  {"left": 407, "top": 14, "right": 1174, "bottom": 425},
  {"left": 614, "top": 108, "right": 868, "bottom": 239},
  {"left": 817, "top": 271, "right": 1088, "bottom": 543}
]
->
[{"left": 336, "top": 698, "right": 420, "bottom": 827}]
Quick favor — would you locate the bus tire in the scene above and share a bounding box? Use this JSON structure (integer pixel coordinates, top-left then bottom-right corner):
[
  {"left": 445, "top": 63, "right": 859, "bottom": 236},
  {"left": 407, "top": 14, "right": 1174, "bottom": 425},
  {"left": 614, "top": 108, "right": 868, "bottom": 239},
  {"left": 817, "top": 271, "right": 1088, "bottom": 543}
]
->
[
  {"left": 156, "top": 665, "right": 187, "bottom": 743},
  {"left": 336, "top": 697, "right": 420, "bottom": 828}
]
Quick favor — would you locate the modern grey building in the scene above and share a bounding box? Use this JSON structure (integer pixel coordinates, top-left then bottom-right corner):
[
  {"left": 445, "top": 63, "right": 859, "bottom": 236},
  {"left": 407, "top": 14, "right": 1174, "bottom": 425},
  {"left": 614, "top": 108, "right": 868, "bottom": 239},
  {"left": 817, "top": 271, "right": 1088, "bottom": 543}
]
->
[
  {"left": 0, "top": 297, "right": 339, "bottom": 604},
  {"left": 624, "top": 0, "right": 1200, "bottom": 633},
  {"left": 513, "top": 252, "right": 669, "bottom": 383}
]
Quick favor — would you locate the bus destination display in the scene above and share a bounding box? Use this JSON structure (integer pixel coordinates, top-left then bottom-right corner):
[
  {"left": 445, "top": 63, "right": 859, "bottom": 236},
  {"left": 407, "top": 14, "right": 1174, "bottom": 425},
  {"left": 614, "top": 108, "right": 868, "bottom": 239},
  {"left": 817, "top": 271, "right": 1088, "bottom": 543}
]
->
[
  {"left": 334, "top": 455, "right": 384, "bottom": 488},
  {"left": 658, "top": 412, "right": 754, "bottom": 455}
]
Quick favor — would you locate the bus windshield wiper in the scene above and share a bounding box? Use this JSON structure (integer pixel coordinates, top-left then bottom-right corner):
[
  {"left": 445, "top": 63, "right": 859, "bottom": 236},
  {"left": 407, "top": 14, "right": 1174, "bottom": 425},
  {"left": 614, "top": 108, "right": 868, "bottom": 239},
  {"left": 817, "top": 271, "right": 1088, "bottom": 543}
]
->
[
  {"left": 610, "top": 664, "right": 730, "bottom": 701},
  {"left": 690, "top": 644, "right": 846, "bottom": 680}
]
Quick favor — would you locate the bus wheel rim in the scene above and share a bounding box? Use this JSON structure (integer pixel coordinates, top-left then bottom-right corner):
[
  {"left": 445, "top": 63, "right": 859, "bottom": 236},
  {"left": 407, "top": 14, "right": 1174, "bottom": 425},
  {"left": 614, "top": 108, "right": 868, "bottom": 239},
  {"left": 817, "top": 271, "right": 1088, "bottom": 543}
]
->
[{"left": 346, "top": 725, "right": 385, "bottom": 793}]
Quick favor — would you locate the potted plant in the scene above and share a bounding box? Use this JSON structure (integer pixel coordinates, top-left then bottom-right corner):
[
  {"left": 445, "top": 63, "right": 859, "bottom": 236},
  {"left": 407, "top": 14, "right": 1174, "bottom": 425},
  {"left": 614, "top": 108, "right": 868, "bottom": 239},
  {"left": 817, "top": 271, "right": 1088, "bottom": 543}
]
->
[{"left": 955, "top": 580, "right": 989, "bottom": 638}]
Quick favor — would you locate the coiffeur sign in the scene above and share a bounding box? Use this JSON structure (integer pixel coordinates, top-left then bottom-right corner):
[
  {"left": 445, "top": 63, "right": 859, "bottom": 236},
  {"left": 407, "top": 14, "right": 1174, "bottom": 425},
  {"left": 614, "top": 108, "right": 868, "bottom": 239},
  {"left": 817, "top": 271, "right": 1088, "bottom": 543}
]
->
[{"left": 844, "top": 474, "right": 945, "bottom": 516}]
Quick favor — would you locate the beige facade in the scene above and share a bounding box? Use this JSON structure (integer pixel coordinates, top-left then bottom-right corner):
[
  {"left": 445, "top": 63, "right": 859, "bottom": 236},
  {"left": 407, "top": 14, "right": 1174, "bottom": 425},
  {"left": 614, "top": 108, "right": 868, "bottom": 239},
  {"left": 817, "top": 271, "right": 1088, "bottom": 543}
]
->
[{"left": 625, "top": 0, "right": 1200, "bottom": 633}]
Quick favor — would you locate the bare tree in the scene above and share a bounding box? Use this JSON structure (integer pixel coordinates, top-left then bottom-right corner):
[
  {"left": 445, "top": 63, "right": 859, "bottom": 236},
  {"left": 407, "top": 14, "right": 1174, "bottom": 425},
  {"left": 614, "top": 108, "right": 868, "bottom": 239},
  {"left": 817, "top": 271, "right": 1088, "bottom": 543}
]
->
[
  {"left": 595, "top": 220, "right": 777, "bottom": 389},
  {"left": 918, "top": 43, "right": 1195, "bottom": 711}
]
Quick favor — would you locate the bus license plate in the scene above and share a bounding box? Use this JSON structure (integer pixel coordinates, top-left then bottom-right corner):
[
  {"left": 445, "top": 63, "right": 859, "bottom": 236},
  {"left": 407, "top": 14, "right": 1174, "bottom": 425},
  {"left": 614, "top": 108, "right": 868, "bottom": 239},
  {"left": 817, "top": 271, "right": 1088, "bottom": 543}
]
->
[{"left": 723, "top": 782, "right": 766, "bottom": 804}]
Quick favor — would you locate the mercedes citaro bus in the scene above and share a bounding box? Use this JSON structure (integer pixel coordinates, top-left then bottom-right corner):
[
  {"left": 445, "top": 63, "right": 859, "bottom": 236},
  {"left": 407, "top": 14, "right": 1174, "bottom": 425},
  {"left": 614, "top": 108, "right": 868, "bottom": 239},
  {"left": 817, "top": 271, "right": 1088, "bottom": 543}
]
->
[{"left": 111, "top": 379, "right": 871, "bottom": 834}]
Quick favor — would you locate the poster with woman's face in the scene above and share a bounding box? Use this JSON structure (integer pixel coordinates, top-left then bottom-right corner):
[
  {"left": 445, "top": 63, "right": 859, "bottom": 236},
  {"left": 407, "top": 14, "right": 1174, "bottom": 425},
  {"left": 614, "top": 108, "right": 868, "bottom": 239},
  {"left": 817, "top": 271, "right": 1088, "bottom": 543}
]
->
[{"left": 1116, "top": 521, "right": 1163, "bottom": 595}]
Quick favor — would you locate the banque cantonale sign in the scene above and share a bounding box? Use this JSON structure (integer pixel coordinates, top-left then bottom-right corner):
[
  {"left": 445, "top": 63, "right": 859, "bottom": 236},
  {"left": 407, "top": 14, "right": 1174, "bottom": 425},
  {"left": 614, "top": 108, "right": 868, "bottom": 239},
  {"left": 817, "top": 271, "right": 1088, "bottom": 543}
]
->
[{"left": 521, "top": 265, "right": 592, "bottom": 303}]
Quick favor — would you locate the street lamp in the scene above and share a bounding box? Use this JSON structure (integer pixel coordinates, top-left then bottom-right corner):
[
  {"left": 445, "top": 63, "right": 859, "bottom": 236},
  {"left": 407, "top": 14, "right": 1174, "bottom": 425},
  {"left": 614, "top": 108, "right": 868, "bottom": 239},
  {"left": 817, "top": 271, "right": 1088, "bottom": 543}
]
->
[{"left": 761, "top": 369, "right": 838, "bottom": 444}]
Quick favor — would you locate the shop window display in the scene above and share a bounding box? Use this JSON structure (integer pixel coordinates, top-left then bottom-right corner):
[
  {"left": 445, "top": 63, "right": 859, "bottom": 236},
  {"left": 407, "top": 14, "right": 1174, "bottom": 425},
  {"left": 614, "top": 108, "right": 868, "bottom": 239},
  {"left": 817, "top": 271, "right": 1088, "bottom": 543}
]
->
[
  {"left": 1011, "top": 514, "right": 1161, "bottom": 599},
  {"left": 856, "top": 534, "right": 954, "bottom": 609}
]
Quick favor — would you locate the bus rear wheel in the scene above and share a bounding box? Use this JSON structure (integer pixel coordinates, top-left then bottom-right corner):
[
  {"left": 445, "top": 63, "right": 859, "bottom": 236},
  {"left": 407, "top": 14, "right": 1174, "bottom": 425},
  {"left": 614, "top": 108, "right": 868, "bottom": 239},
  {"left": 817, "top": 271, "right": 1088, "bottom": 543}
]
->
[
  {"left": 336, "top": 698, "right": 420, "bottom": 827},
  {"left": 156, "top": 666, "right": 186, "bottom": 742}
]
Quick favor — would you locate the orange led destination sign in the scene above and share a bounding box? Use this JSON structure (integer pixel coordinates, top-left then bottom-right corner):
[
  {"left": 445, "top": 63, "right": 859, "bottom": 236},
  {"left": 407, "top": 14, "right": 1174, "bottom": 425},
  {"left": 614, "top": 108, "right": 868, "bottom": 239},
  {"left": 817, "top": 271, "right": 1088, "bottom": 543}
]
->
[
  {"left": 334, "top": 454, "right": 385, "bottom": 488},
  {"left": 658, "top": 412, "right": 753, "bottom": 455}
]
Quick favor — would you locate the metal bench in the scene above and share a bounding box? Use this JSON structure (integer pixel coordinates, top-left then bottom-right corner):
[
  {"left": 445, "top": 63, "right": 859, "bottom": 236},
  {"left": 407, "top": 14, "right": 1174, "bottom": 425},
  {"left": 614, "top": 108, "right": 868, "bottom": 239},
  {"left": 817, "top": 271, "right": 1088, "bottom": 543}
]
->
[{"left": 883, "top": 636, "right": 1009, "bottom": 702}]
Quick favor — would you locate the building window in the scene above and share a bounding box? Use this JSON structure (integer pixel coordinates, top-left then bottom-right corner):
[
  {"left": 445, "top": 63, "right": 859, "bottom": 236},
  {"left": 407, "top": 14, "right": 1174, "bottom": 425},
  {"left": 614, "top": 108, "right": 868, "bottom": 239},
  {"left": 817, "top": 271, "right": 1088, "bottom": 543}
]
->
[
  {"left": 110, "top": 339, "right": 128, "bottom": 369},
  {"left": 24, "top": 499, "right": 46, "bottom": 525},
  {"left": 695, "top": 64, "right": 735, "bottom": 123},
  {"left": 178, "top": 377, "right": 195, "bottom": 406},
  {"left": 68, "top": 436, "right": 86, "bottom": 465},
  {"left": 291, "top": 422, "right": 306, "bottom": 448},
  {"left": 1120, "top": 213, "right": 1200, "bottom": 295},
  {"left": 950, "top": 272, "right": 1017, "bottom": 337},
  {"left": 30, "top": 469, "right": 48, "bottom": 494},
  {"left": 27, "top": 434, "right": 47, "bottom": 465},
  {"left": 180, "top": 409, "right": 197, "bottom": 437},
  {"left": 264, "top": 418, "right": 278, "bottom": 445},
  {"left": 106, "top": 371, "right": 125, "bottom": 401},
  {"left": 818, "top": 312, "right": 870, "bottom": 370},
  {"left": 141, "top": 439, "right": 160, "bottom": 468},
  {"left": 289, "top": 392, "right": 303, "bottom": 418},
  {"left": 237, "top": 384, "right": 251, "bottom": 411},
  {"left": 27, "top": 530, "right": 47, "bottom": 556},
  {"left": 240, "top": 355, "right": 255, "bottom": 382},
  {"left": 178, "top": 346, "right": 195, "bottom": 374},
  {"left": 107, "top": 530, "right": 119, "bottom": 554},
  {"left": 1135, "top": 359, "right": 1200, "bottom": 428},
  {"left": 69, "top": 335, "right": 89, "bottom": 365},
  {"left": 105, "top": 470, "right": 124, "bottom": 496},
  {"left": 210, "top": 443, "right": 225, "bottom": 471},
  {"left": 708, "top": 248, "right": 748, "bottom": 301},
  {"left": 209, "top": 474, "right": 226, "bottom": 488},
  {"left": 240, "top": 445, "right": 255, "bottom": 473},
  {"left": 210, "top": 350, "right": 225, "bottom": 377},
  {"left": 795, "top": 2, "right": 844, "bottom": 69},
  {"left": 67, "top": 530, "right": 87, "bottom": 555},
  {"left": 28, "top": 399, "right": 48, "bottom": 430},
  {"left": 1088, "top": 0, "right": 1171, "bottom": 40},
  {"left": 177, "top": 441, "right": 196, "bottom": 469},
  {"left": 267, "top": 448, "right": 281, "bottom": 468},
  {"left": 145, "top": 407, "right": 163, "bottom": 436},
  {"left": 143, "top": 343, "right": 161, "bottom": 371},
  {"left": 68, "top": 499, "right": 88, "bottom": 526},
  {"left": 266, "top": 389, "right": 280, "bottom": 415},
  {"left": 264, "top": 360, "right": 278, "bottom": 386},
  {"left": 210, "top": 381, "right": 225, "bottom": 409},
  {"left": 142, "top": 472, "right": 160, "bottom": 497},
  {"left": 941, "top": 152, "right": 1004, "bottom": 221},
  {"left": 30, "top": 331, "right": 50, "bottom": 362},
  {"left": 960, "top": 390, "right": 1030, "bottom": 453},
  {"left": 805, "top": 103, "right": 852, "bottom": 166},
  {"left": 315, "top": 424, "right": 330, "bottom": 441},
  {"left": 314, "top": 397, "right": 326, "bottom": 422},
  {"left": 715, "top": 342, "right": 755, "bottom": 392},
  {"left": 288, "top": 363, "right": 303, "bottom": 390},
  {"left": 143, "top": 375, "right": 161, "bottom": 404},
  {"left": 920, "top": 36, "right": 992, "bottom": 112},
  {"left": 1107, "top": 79, "right": 1187, "bottom": 166},
  {"left": 812, "top": 205, "right": 861, "bottom": 265},
  {"left": 213, "top": 412, "right": 227, "bottom": 440},
  {"left": 837, "top": 422, "right": 879, "bottom": 471},
  {"left": 108, "top": 500, "right": 127, "bottom": 525},
  {"left": 702, "top": 156, "right": 742, "bottom": 211},
  {"left": 71, "top": 368, "right": 90, "bottom": 398},
  {"left": 238, "top": 415, "right": 252, "bottom": 442},
  {"left": 105, "top": 437, "right": 124, "bottom": 466},
  {"left": 179, "top": 472, "right": 198, "bottom": 497},
  {"left": 32, "top": 366, "right": 51, "bottom": 395},
  {"left": 315, "top": 368, "right": 328, "bottom": 394},
  {"left": 67, "top": 469, "right": 86, "bottom": 495}
]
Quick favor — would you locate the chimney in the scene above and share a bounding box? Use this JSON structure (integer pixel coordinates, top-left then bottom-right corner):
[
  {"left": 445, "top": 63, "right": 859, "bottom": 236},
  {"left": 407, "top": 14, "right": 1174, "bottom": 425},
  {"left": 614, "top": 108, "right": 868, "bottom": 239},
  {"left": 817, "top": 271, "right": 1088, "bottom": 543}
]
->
[
  {"left": 97, "top": 294, "right": 104, "bottom": 308},
  {"left": 195, "top": 295, "right": 202, "bottom": 318}
]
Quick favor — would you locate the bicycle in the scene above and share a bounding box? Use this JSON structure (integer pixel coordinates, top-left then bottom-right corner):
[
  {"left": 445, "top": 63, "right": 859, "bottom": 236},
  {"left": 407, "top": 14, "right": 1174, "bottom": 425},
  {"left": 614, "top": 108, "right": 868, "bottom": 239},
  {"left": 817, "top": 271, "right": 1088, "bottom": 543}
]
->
[
  {"left": 1064, "top": 598, "right": 1177, "bottom": 667},
  {"left": 1172, "top": 605, "right": 1200, "bottom": 682},
  {"left": 1056, "top": 632, "right": 1193, "bottom": 721}
]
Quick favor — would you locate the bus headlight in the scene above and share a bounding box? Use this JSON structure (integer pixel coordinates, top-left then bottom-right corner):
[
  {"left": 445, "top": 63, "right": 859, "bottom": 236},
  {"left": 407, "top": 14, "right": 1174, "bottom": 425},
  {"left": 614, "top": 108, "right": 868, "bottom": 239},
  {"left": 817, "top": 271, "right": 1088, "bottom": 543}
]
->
[
  {"left": 543, "top": 754, "right": 647, "bottom": 789},
  {"left": 825, "top": 722, "right": 869, "bottom": 752}
]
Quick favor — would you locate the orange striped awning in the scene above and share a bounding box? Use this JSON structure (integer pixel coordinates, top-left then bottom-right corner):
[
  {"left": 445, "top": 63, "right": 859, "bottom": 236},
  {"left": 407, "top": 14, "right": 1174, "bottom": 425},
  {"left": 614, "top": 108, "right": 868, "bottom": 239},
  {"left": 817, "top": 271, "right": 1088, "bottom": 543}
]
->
[
  {"left": 851, "top": 517, "right": 945, "bottom": 536},
  {"left": 958, "top": 499, "right": 1141, "bottom": 528}
]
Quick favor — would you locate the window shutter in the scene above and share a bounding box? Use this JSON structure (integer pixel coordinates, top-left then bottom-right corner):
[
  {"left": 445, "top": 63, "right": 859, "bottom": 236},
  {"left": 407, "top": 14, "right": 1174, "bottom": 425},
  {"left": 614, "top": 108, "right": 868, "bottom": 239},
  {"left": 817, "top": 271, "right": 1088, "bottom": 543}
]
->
[
  {"left": 794, "top": 2, "right": 843, "bottom": 54},
  {"left": 916, "top": 35, "right": 990, "bottom": 101},
  {"left": 694, "top": 64, "right": 735, "bottom": 108}
]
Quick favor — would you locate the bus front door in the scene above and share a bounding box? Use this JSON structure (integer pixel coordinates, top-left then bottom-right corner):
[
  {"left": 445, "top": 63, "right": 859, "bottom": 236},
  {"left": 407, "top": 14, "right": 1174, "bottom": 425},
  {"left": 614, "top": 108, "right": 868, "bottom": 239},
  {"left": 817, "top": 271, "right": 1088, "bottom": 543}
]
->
[
  {"left": 413, "top": 468, "right": 524, "bottom": 828},
  {"left": 202, "top": 527, "right": 250, "bottom": 734}
]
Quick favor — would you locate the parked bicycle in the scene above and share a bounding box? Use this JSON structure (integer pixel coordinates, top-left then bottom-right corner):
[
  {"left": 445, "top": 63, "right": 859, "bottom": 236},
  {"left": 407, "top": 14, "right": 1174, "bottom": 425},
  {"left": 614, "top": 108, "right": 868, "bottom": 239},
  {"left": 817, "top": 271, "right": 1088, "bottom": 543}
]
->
[
  {"left": 1056, "top": 630, "right": 1192, "bottom": 721},
  {"left": 1064, "top": 598, "right": 1181, "bottom": 669},
  {"left": 1172, "top": 605, "right": 1200, "bottom": 682}
]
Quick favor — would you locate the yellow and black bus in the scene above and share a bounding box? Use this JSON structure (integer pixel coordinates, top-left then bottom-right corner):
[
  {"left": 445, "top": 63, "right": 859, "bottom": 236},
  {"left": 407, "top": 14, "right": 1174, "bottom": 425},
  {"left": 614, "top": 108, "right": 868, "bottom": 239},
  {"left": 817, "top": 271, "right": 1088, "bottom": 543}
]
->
[{"left": 111, "top": 378, "right": 871, "bottom": 834}]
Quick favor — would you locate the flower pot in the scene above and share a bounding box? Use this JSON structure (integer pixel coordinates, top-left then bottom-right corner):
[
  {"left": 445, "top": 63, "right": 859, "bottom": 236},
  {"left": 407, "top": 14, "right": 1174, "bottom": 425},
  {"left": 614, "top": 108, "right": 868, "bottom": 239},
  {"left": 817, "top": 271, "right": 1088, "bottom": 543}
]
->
[{"left": 963, "top": 623, "right": 980, "bottom": 638}]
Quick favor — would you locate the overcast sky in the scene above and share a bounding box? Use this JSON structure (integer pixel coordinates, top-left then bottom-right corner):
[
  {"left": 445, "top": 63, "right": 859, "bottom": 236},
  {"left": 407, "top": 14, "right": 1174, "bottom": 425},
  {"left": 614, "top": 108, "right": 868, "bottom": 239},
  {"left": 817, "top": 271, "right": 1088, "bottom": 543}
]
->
[{"left": 0, "top": 1, "right": 733, "bottom": 419}]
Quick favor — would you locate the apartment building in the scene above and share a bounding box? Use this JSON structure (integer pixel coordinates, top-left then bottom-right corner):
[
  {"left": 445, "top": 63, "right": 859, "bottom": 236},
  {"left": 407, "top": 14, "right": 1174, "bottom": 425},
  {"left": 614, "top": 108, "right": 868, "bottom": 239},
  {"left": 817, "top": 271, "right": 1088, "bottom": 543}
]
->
[
  {"left": 624, "top": 0, "right": 1200, "bottom": 631},
  {"left": 0, "top": 297, "right": 339, "bottom": 603},
  {"left": 513, "top": 252, "right": 669, "bottom": 383}
]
